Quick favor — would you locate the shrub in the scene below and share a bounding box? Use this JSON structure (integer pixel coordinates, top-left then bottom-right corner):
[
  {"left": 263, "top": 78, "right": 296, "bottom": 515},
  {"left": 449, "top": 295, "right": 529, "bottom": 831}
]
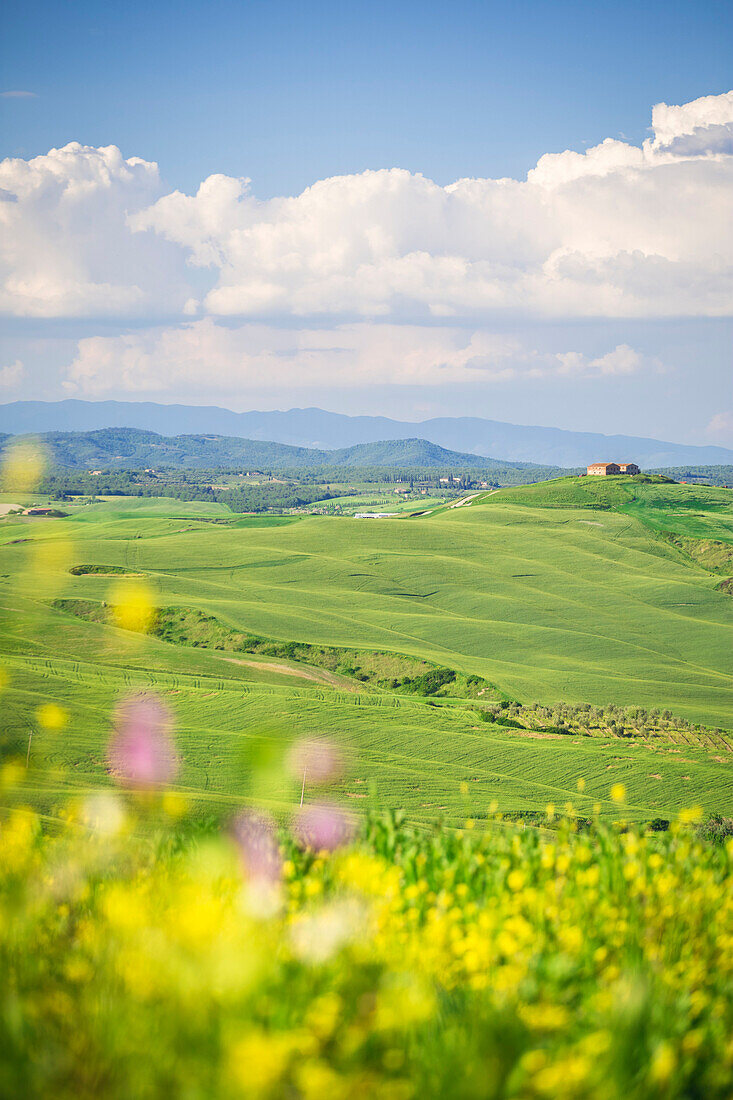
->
[
  {"left": 697, "top": 815, "right": 733, "bottom": 844},
  {"left": 405, "top": 667, "right": 456, "bottom": 696}
]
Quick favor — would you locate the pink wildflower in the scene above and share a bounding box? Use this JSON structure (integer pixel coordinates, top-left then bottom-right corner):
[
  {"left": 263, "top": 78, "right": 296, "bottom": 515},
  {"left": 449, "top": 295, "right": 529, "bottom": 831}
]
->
[
  {"left": 288, "top": 737, "right": 343, "bottom": 784},
  {"left": 107, "top": 695, "right": 178, "bottom": 789},
  {"left": 294, "top": 802, "right": 355, "bottom": 852},
  {"left": 231, "top": 811, "right": 282, "bottom": 884}
]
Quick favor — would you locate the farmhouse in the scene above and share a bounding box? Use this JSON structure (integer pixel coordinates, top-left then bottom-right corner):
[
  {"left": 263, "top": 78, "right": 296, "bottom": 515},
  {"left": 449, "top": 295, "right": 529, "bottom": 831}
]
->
[
  {"left": 586, "top": 461, "right": 640, "bottom": 476},
  {"left": 587, "top": 462, "right": 620, "bottom": 476}
]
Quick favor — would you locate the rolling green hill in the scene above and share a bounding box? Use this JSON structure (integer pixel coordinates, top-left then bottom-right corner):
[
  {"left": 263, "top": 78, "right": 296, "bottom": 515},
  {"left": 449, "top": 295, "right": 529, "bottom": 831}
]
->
[
  {"left": 477, "top": 474, "right": 733, "bottom": 539},
  {"left": 0, "top": 427, "right": 569, "bottom": 475},
  {"left": 1, "top": 474, "right": 731, "bottom": 826}
]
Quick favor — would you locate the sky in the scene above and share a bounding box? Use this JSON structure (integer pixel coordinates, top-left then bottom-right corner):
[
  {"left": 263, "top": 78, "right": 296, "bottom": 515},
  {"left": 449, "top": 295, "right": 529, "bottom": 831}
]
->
[{"left": 0, "top": 0, "right": 732, "bottom": 444}]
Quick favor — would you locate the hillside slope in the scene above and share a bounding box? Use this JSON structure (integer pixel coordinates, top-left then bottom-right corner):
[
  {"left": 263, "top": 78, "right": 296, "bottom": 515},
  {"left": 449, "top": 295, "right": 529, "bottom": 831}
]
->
[
  {"left": 3, "top": 479, "right": 730, "bottom": 729},
  {"left": 2, "top": 476, "right": 732, "bottom": 829},
  {"left": 0, "top": 427, "right": 567, "bottom": 474},
  {"left": 478, "top": 474, "right": 733, "bottom": 528}
]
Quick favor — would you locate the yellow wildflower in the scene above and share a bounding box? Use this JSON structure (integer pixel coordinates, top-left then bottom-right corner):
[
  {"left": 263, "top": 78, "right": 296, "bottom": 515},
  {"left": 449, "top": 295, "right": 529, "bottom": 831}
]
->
[
  {"left": 109, "top": 580, "right": 156, "bottom": 633},
  {"left": 35, "top": 702, "right": 69, "bottom": 731}
]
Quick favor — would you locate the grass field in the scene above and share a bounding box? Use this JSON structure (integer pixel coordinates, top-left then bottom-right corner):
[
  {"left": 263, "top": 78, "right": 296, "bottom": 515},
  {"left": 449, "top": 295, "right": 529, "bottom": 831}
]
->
[
  {"left": 1, "top": 475, "right": 731, "bottom": 825},
  {"left": 312, "top": 491, "right": 450, "bottom": 514}
]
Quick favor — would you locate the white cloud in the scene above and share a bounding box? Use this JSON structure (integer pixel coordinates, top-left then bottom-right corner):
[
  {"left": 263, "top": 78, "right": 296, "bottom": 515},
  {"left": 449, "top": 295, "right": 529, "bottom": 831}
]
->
[
  {"left": 1, "top": 90, "right": 732, "bottom": 323},
  {"left": 63, "top": 318, "right": 658, "bottom": 395},
  {"left": 650, "top": 91, "right": 733, "bottom": 155},
  {"left": 0, "top": 359, "right": 25, "bottom": 387},
  {"left": 131, "top": 90, "right": 733, "bottom": 322},
  {"left": 556, "top": 344, "right": 650, "bottom": 377},
  {"left": 0, "top": 143, "right": 188, "bottom": 317},
  {"left": 1, "top": 90, "right": 37, "bottom": 99},
  {"left": 706, "top": 411, "right": 733, "bottom": 443}
]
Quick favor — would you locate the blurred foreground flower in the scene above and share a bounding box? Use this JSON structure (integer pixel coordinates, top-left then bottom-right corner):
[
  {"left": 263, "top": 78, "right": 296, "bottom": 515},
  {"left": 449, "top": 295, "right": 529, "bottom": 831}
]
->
[
  {"left": 35, "top": 703, "right": 69, "bottom": 731},
  {"left": 81, "top": 791, "right": 126, "bottom": 836},
  {"left": 109, "top": 580, "right": 156, "bottom": 634},
  {"left": 678, "top": 805, "right": 703, "bottom": 824},
  {"left": 1, "top": 760, "right": 25, "bottom": 790},
  {"left": 231, "top": 810, "right": 283, "bottom": 917},
  {"left": 231, "top": 810, "right": 282, "bottom": 885},
  {"left": 294, "top": 803, "right": 355, "bottom": 852},
  {"left": 288, "top": 736, "right": 344, "bottom": 786},
  {"left": 1, "top": 439, "right": 45, "bottom": 491},
  {"left": 290, "top": 898, "right": 364, "bottom": 963},
  {"left": 162, "top": 791, "right": 189, "bottom": 819},
  {"left": 2, "top": 800, "right": 732, "bottom": 1096},
  {"left": 107, "top": 694, "right": 178, "bottom": 788}
]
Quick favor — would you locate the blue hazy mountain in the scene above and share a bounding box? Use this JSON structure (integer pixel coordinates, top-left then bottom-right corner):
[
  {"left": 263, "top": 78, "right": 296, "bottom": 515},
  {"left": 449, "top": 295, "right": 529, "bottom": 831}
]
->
[
  {"left": 2, "top": 428, "right": 557, "bottom": 471},
  {"left": 1, "top": 400, "right": 731, "bottom": 468}
]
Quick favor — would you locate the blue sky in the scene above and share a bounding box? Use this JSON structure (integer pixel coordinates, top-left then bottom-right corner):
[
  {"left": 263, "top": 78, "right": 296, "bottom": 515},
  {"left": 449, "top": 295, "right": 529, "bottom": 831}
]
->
[
  {"left": 3, "top": 0, "right": 731, "bottom": 195},
  {"left": 0, "top": 0, "right": 731, "bottom": 445}
]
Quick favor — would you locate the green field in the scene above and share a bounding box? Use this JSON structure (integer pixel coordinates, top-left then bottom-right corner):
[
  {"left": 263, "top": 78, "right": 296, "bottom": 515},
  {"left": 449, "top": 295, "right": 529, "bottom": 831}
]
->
[
  {"left": 2, "top": 476, "right": 732, "bottom": 825},
  {"left": 320, "top": 491, "right": 450, "bottom": 514}
]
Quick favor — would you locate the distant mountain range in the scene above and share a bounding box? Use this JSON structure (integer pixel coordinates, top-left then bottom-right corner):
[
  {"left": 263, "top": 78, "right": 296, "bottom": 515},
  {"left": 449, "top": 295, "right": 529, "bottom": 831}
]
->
[
  {"left": 1, "top": 400, "right": 731, "bottom": 468},
  {"left": 0, "top": 427, "right": 567, "bottom": 473}
]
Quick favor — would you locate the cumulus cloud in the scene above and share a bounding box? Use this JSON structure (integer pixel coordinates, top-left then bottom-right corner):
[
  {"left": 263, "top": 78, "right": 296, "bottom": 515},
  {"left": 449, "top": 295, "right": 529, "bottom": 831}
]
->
[
  {"left": 0, "top": 143, "right": 189, "bottom": 317},
  {"left": 1, "top": 90, "right": 732, "bottom": 323},
  {"left": 131, "top": 90, "right": 733, "bottom": 322},
  {"left": 0, "top": 359, "right": 25, "bottom": 387},
  {"left": 705, "top": 411, "right": 733, "bottom": 443},
  {"left": 63, "top": 318, "right": 657, "bottom": 395},
  {"left": 555, "top": 344, "right": 652, "bottom": 377},
  {"left": 650, "top": 91, "right": 733, "bottom": 155}
]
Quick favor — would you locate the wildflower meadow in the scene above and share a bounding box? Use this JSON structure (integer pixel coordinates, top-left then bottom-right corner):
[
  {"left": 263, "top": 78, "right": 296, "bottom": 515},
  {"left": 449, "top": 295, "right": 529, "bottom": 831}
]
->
[{"left": 2, "top": 741, "right": 733, "bottom": 1098}]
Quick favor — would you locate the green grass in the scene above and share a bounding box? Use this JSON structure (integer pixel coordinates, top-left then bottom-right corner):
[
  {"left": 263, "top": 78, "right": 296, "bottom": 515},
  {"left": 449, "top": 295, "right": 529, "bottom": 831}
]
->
[
  {"left": 479, "top": 474, "right": 733, "bottom": 527},
  {"left": 620, "top": 497, "right": 733, "bottom": 543},
  {"left": 11, "top": 618, "right": 729, "bottom": 826},
  {"left": 311, "top": 491, "right": 450, "bottom": 514},
  {"left": 1, "top": 477, "right": 731, "bottom": 824},
  {"left": 48, "top": 491, "right": 732, "bottom": 725}
]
